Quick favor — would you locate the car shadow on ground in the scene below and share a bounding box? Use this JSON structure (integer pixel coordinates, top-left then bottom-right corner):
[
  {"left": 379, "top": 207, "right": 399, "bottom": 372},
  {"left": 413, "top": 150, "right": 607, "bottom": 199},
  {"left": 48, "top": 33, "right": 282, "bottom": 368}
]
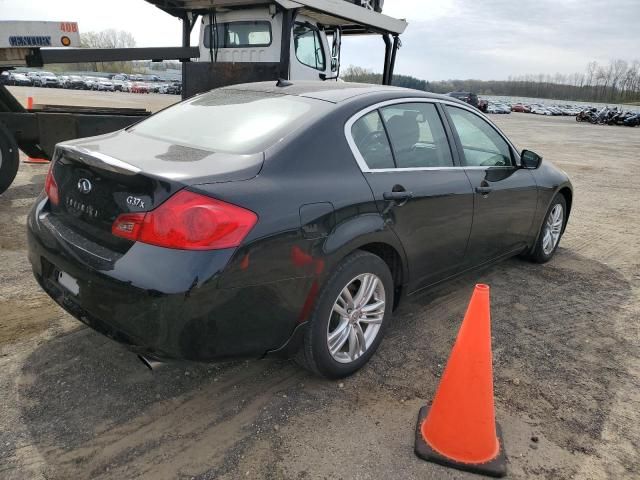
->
[{"left": 13, "top": 247, "right": 637, "bottom": 479}]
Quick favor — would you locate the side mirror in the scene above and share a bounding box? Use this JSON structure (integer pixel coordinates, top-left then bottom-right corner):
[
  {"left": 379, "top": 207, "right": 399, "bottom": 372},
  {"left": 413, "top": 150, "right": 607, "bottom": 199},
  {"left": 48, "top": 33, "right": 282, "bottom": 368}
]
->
[
  {"left": 319, "top": 72, "right": 339, "bottom": 81},
  {"left": 521, "top": 149, "right": 542, "bottom": 169}
]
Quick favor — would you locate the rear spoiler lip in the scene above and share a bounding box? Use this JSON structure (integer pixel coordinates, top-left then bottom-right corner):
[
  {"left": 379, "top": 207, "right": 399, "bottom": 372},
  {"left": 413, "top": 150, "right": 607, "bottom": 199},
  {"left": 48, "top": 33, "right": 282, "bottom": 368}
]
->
[{"left": 55, "top": 144, "right": 141, "bottom": 176}]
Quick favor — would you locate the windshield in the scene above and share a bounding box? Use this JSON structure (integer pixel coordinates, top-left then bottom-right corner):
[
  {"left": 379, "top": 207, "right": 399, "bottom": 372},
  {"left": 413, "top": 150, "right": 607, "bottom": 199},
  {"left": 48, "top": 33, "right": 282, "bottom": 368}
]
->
[{"left": 129, "top": 89, "right": 330, "bottom": 154}]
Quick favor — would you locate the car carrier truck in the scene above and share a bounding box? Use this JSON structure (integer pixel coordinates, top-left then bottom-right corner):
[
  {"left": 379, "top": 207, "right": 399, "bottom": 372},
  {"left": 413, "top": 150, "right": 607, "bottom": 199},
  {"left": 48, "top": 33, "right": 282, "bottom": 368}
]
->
[{"left": 0, "top": 0, "right": 407, "bottom": 194}]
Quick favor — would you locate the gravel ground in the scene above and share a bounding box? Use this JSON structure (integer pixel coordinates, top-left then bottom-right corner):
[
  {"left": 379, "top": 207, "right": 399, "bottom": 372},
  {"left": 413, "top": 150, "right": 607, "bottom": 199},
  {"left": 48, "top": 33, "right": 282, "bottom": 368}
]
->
[{"left": 0, "top": 87, "right": 639, "bottom": 479}]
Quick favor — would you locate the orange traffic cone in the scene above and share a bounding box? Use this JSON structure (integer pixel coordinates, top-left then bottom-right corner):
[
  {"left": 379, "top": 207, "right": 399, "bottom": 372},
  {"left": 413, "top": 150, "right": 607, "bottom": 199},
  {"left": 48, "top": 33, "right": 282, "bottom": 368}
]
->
[
  {"left": 26, "top": 96, "right": 33, "bottom": 110},
  {"left": 414, "top": 284, "right": 506, "bottom": 477}
]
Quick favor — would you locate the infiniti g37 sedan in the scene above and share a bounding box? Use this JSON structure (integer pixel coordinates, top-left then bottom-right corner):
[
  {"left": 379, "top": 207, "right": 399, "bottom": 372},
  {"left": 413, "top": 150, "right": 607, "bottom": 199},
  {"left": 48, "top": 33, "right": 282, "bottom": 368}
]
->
[{"left": 27, "top": 81, "right": 572, "bottom": 378}]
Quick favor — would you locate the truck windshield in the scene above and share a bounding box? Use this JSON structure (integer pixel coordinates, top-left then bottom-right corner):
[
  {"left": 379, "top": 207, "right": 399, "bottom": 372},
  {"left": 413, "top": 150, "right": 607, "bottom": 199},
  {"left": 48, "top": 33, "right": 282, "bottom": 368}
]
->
[
  {"left": 203, "top": 21, "right": 272, "bottom": 48},
  {"left": 129, "top": 89, "right": 329, "bottom": 154}
]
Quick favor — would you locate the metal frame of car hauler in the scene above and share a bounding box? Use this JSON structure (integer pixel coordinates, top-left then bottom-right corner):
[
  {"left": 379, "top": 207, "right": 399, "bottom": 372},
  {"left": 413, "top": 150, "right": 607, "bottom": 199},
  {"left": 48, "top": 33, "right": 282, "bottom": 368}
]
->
[
  {"left": 0, "top": 0, "right": 407, "bottom": 194},
  {"left": 147, "top": 0, "right": 406, "bottom": 97}
]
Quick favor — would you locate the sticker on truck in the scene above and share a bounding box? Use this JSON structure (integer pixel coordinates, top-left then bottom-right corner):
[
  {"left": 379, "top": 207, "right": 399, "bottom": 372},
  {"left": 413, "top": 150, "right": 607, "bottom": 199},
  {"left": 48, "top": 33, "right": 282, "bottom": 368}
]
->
[{"left": 0, "top": 21, "right": 80, "bottom": 48}]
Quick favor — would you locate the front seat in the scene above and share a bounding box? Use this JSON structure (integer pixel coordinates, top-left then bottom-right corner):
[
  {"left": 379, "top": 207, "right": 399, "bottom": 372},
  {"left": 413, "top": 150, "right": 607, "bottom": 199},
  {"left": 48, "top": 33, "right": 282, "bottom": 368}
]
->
[{"left": 385, "top": 113, "right": 420, "bottom": 168}]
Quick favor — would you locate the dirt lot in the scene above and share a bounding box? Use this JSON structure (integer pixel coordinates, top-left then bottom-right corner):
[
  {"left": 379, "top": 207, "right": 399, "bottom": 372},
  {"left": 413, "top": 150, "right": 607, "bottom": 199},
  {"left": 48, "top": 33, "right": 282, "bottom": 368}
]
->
[{"left": 1, "top": 87, "right": 639, "bottom": 479}]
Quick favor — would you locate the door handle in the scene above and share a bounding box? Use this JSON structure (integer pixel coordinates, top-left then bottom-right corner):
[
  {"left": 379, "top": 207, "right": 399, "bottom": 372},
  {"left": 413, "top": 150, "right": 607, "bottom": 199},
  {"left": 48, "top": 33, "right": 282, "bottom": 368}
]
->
[
  {"left": 383, "top": 191, "right": 413, "bottom": 204},
  {"left": 475, "top": 186, "right": 492, "bottom": 195}
]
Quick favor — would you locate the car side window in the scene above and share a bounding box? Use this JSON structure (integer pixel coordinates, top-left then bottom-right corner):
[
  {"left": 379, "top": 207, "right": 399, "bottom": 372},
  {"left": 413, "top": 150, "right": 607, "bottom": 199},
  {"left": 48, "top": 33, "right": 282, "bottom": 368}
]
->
[
  {"left": 380, "top": 103, "right": 454, "bottom": 168},
  {"left": 293, "top": 23, "right": 326, "bottom": 71},
  {"left": 445, "top": 106, "right": 513, "bottom": 167},
  {"left": 351, "top": 110, "right": 395, "bottom": 169}
]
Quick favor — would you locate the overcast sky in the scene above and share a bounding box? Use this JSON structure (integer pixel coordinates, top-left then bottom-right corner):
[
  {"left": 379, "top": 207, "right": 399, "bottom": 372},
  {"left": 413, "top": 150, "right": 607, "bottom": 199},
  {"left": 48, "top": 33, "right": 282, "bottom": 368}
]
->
[{"left": 2, "top": 0, "right": 638, "bottom": 80}]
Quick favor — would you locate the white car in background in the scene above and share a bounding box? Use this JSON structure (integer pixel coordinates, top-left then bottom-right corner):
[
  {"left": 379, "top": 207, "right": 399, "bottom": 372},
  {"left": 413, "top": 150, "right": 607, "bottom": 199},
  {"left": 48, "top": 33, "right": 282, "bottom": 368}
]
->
[
  {"left": 96, "top": 79, "right": 115, "bottom": 92},
  {"left": 531, "top": 105, "right": 552, "bottom": 115},
  {"left": 82, "top": 76, "right": 97, "bottom": 90}
]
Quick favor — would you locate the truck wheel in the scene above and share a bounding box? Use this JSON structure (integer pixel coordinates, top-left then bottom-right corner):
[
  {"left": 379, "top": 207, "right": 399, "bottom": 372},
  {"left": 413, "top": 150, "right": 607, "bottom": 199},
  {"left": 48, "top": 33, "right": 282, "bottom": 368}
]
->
[{"left": 0, "top": 125, "right": 20, "bottom": 195}]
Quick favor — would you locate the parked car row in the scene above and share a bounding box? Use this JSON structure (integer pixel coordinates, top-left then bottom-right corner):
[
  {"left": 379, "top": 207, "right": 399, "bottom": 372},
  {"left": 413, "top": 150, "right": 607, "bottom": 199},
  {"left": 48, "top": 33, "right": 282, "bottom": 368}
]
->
[
  {"left": 502, "top": 101, "right": 639, "bottom": 125},
  {"left": 485, "top": 102, "right": 583, "bottom": 116},
  {"left": 1, "top": 71, "right": 61, "bottom": 87},
  {"left": 576, "top": 106, "right": 640, "bottom": 127},
  {"left": 527, "top": 104, "right": 583, "bottom": 116},
  {"left": 0, "top": 70, "right": 181, "bottom": 95}
]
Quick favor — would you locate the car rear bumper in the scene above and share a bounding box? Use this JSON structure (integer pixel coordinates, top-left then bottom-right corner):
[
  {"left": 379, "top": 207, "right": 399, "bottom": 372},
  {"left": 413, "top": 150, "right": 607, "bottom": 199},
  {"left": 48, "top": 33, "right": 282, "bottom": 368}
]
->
[{"left": 27, "top": 197, "right": 310, "bottom": 362}]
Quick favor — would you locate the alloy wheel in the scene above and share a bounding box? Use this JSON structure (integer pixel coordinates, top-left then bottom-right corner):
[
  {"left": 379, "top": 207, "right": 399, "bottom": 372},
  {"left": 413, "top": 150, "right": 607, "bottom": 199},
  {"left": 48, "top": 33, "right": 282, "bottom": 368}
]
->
[
  {"left": 327, "top": 273, "right": 385, "bottom": 364},
  {"left": 542, "top": 204, "right": 564, "bottom": 255}
]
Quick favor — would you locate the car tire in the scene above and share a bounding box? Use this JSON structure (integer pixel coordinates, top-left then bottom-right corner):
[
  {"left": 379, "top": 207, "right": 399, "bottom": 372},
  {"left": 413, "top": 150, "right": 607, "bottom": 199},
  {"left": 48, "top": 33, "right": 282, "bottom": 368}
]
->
[
  {"left": 0, "top": 125, "right": 20, "bottom": 195},
  {"left": 295, "top": 250, "right": 394, "bottom": 379},
  {"left": 528, "top": 194, "right": 567, "bottom": 263}
]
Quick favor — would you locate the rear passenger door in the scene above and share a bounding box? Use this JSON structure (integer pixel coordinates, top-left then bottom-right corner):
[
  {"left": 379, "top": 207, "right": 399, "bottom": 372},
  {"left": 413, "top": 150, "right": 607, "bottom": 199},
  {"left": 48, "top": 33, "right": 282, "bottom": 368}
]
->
[{"left": 347, "top": 100, "right": 475, "bottom": 290}]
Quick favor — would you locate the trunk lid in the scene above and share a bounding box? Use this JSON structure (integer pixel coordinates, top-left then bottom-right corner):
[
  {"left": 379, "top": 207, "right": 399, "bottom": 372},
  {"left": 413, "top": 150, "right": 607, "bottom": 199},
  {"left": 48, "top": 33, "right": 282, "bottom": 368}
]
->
[
  {"left": 48, "top": 132, "right": 263, "bottom": 251},
  {"left": 59, "top": 129, "right": 264, "bottom": 185}
]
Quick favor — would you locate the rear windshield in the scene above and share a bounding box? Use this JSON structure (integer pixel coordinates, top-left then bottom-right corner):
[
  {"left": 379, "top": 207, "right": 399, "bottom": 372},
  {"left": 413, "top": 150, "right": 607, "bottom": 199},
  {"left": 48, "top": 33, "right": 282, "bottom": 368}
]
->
[{"left": 129, "top": 89, "right": 329, "bottom": 154}]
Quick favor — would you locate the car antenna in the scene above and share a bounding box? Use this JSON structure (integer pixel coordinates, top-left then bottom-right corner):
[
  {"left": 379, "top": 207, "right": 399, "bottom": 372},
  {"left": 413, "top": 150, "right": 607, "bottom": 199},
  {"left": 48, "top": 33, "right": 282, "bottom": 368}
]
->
[{"left": 276, "top": 78, "right": 293, "bottom": 87}]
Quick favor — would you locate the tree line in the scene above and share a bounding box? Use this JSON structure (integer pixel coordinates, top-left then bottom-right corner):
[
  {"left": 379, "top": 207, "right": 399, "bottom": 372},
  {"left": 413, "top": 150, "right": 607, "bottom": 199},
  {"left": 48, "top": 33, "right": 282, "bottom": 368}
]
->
[
  {"left": 50, "top": 29, "right": 139, "bottom": 74},
  {"left": 342, "top": 60, "right": 640, "bottom": 104}
]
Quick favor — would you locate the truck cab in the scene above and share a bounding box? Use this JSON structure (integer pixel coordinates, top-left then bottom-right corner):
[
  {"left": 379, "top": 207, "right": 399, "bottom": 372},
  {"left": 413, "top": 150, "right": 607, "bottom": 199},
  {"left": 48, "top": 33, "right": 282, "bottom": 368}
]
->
[{"left": 197, "top": 8, "right": 337, "bottom": 82}]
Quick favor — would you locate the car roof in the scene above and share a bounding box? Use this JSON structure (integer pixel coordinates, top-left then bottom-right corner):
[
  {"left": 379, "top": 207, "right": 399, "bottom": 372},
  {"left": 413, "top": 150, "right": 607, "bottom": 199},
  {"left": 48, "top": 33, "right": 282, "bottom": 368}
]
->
[{"left": 220, "top": 80, "right": 456, "bottom": 104}]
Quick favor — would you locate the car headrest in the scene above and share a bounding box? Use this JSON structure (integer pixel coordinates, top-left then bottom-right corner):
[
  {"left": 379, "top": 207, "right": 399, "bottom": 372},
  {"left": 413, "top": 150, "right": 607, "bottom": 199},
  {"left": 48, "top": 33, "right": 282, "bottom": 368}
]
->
[{"left": 386, "top": 114, "right": 419, "bottom": 150}]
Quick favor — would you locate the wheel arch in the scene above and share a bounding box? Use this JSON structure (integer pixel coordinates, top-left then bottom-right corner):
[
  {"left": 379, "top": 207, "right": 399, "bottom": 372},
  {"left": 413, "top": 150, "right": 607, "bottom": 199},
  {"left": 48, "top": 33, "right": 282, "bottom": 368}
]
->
[
  {"left": 527, "top": 184, "right": 572, "bottom": 256},
  {"left": 322, "top": 215, "right": 408, "bottom": 310},
  {"left": 357, "top": 242, "right": 405, "bottom": 310},
  {"left": 558, "top": 186, "right": 572, "bottom": 232}
]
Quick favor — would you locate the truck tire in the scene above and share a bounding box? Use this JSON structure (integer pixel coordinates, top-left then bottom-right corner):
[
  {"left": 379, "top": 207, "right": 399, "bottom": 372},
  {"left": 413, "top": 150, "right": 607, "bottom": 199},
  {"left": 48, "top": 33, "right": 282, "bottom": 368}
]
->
[{"left": 0, "top": 125, "right": 20, "bottom": 195}]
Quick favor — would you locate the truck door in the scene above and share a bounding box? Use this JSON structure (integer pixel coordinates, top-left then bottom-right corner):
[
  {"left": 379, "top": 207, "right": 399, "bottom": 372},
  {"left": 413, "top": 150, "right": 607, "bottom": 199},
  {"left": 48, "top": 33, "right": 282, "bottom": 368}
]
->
[{"left": 290, "top": 21, "right": 330, "bottom": 80}]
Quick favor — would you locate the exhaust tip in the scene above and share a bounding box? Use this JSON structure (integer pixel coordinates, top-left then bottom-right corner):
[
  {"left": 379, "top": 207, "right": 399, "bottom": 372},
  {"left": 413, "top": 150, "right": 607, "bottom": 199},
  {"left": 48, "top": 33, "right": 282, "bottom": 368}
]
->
[{"left": 138, "top": 354, "right": 164, "bottom": 371}]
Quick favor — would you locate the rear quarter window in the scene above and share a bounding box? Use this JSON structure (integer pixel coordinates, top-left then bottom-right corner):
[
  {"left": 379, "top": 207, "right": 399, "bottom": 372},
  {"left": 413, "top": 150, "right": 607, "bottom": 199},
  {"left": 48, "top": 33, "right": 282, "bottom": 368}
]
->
[{"left": 351, "top": 110, "right": 395, "bottom": 169}]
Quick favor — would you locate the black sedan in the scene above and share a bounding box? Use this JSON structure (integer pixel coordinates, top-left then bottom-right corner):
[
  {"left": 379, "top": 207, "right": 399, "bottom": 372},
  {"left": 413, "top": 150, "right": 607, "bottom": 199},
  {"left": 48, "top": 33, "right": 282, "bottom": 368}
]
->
[
  {"left": 27, "top": 81, "right": 572, "bottom": 378},
  {"left": 65, "top": 75, "right": 86, "bottom": 90}
]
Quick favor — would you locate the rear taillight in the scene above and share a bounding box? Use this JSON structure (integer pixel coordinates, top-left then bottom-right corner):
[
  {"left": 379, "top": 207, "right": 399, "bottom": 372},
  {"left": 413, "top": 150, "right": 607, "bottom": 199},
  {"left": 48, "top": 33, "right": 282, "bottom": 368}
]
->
[
  {"left": 44, "top": 162, "right": 59, "bottom": 205},
  {"left": 112, "top": 190, "right": 257, "bottom": 250}
]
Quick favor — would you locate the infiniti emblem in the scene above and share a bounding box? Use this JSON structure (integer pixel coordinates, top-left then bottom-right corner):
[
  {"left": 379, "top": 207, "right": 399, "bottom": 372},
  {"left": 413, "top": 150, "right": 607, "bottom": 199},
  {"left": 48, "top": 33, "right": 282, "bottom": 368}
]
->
[{"left": 77, "top": 178, "right": 92, "bottom": 194}]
